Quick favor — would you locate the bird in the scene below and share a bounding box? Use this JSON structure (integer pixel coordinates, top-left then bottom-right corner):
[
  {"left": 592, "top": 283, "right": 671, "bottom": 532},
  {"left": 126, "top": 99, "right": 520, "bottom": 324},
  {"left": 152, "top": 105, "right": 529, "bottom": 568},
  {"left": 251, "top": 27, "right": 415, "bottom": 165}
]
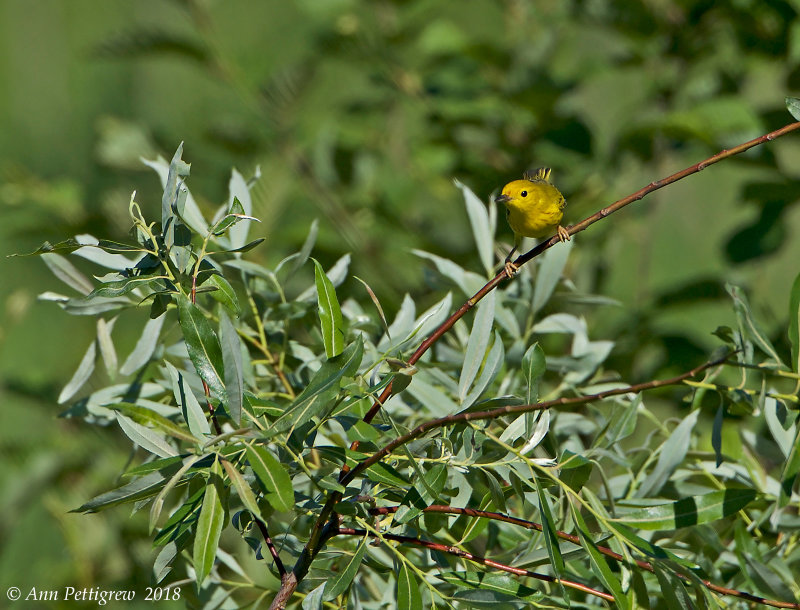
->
[{"left": 494, "top": 167, "right": 570, "bottom": 276}]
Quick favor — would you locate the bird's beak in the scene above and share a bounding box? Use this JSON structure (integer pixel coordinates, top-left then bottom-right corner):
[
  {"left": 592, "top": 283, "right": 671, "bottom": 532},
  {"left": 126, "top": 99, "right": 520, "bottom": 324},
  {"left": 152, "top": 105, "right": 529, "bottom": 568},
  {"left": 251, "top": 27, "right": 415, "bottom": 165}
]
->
[{"left": 494, "top": 194, "right": 511, "bottom": 205}]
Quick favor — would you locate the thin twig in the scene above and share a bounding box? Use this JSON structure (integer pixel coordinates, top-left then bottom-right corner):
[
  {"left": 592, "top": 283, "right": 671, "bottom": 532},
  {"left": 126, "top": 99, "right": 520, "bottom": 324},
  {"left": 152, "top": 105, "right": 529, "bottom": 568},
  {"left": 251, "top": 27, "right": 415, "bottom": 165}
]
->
[
  {"left": 369, "top": 505, "right": 800, "bottom": 609},
  {"left": 254, "top": 518, "right": 287, "bottom": 578},
  {"left": 343, "top": 354, "right": 728, "bottom": 486},
  {"left": 333, "top": 527, "right": 615, "bottom": 602},
  {"left": 268, "top": 121, "right": 800, "bottom": 608}
]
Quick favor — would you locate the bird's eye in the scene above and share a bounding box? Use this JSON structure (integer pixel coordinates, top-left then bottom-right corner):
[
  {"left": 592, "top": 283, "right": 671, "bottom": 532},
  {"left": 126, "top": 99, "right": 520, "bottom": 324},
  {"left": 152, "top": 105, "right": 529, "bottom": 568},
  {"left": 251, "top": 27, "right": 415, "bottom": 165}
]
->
[{"left": 520, "top": 190, "right": 528, "bottom": 197}]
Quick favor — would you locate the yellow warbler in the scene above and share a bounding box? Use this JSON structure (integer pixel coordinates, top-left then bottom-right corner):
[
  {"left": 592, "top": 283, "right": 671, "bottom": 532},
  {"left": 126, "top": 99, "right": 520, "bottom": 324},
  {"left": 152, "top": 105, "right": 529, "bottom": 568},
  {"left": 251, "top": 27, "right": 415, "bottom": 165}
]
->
[{"left": 495, "top": 167, "right": 570, "bottom": 276}]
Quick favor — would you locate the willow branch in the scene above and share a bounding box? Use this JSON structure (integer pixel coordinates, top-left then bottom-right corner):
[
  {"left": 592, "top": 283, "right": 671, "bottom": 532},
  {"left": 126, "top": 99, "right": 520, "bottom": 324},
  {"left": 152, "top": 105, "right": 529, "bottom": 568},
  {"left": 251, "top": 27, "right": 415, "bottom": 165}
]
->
[
  {"left": 333, "top": 527, "right": 614, "bottom": 602},
  {"left": 269, "top": 121, "right": 800, "bottom": 608},
  {"left": 254, "top": 518, "right": 286, "bottom": 578},
  {"left": 343, "top": 353, "right": 728, "bottom": 486},
  {"left": 368, "top": 505, "right": 800, "bottom": 610},
  {"left": 355, "top": 120, "right": 800, "bottom": 431}
]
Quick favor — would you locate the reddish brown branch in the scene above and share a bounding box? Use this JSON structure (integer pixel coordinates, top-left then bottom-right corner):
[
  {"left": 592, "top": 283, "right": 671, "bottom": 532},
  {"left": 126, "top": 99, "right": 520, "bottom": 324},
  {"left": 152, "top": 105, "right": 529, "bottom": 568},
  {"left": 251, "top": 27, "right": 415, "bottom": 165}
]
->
[
  {"left": 369, "top": 505, "right": 800, "bottom": 609},
  {"left": 268, "top": 122, "right": 800, "bottom": 608},
  {"left": 342, "top": 354, "right": 728, "bottom": 486},
  {"left": 254, "top": 518, "right": 287, "bottom": 578},
  {"left": 333, "top": 527, "right": 615, "bottom": 602}
]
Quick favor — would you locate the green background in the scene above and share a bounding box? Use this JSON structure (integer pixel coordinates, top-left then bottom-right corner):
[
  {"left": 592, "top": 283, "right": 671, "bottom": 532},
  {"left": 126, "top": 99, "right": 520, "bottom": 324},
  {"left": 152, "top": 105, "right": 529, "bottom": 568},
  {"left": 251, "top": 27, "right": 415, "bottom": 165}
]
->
[{"left": 1, "top": 0, "right": 799, "bottom": 605}]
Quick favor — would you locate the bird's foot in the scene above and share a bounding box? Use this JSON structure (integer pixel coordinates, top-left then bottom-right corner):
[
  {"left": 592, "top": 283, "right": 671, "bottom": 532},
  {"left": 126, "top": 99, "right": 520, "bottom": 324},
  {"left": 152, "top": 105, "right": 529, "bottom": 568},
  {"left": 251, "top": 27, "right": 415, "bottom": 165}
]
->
[
  {"left": 557, "top": 225, "right": 571, "bottom": 242},
  {"left": 504, "top": 260, "right": 519, "bottom": 278}
]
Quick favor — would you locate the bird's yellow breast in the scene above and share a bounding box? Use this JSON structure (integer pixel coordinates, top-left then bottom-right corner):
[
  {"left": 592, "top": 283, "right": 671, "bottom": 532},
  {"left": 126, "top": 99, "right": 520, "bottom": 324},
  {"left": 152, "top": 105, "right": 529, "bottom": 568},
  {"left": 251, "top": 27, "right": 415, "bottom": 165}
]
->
[{"left": 501, "top": 179, "right": 566, "bottom": 239}]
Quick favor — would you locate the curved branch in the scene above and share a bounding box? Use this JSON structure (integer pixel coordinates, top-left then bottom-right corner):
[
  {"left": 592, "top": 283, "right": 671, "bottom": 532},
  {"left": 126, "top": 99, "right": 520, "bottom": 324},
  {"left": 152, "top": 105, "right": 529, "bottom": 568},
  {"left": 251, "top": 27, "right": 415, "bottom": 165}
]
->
[{"left": 333, "top": 526, "right": 615, "bottom": 603}]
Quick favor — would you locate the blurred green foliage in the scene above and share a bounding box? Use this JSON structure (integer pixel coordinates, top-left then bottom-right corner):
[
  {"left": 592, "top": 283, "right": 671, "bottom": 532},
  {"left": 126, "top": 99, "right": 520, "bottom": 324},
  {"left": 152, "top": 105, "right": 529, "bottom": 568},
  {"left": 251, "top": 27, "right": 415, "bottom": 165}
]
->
[{"left": 2, "top": 0, "right": 800, "bottom": 604}]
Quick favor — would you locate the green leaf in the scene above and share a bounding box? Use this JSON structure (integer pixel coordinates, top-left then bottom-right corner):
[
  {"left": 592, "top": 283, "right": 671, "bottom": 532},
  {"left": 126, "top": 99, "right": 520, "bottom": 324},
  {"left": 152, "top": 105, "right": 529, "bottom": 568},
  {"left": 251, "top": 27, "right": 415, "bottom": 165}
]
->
[
  {"left": 653, "top": 564, "right": 693, "bottom": 610},
  {"left": 534, "top": 472, "right": 567, "bottom": 600},
  {"left": 323, "top": 536, "right": 368, "bottom": 601},
  {"left": 58, "top": 338, "right": 96, "bottom": 404},
  {"left": 532, "top": 238, "right": 572, "bottom": 313},
  {"left": 115, "top": 412, "right": 178, "bottom": 458},
  {"left": 789, "top": 271, "right": 800, "bottom": 373},
  {"left": 74, "top": 471, "right": 167, "bottom": 513},
  {"left": 120, "top": 313, "right": 166, "bottom": 375},
  {"left": 396, "top": 463, "right": 447, "bottom": 524},
  {"left": 786, "top": 96, "right": 800, "bottom": 122},
  {"left": 202, "top": 274, "right": 240, "bottom": 316},
  {"left": 779, "top": 425, "right": 800, "bottom": 508},
  {"left": 313, "top": 258, "right": 345, "bottom": 358},
  {"left": 177, "top": 294, "right": 226, "bottom": 404},
  {"left": 219, "top": 311, "right": 243, "bottom": 425},
  {"left": 459, "top": 290, "right": 495, "bottom": 402},
  {"left": 727, "top": 283, "right": 783, "bottom": 365},
  {"left": 437, "top": 572, "right": 542, "bottom": 602},
  {"left": 109, "top": 402, "right": 200, "bottom": 444},
  {"left": 86, "top": 276, "right": 165, "bottom": 299},
  {"left": 521, "top": 342, "right": 546, "bottom": 404},
  {"left": 267, "top": 337, "right": 363, "bottom": 435},
  {"left": 224, "top": 237, "right": 264, "bottom": 254},
  {"left": 397, "top": 561, "right": 422, "bottom": 610},
  {"left": 43, "top": 252, "right": 94, "bottom": 295},
  {"left": 615, "top": 489, "right": 757, "bottom": 530},
  {"left": 245, "top": 445, "right": 293, "bottom": 512},
  {"left": 636, "top": 409, "right": 699, "bottom": 498},
  {"left": 221, "top": 459, "right": 262, "bottom": 517},
  {"left": 193, "top": 459, "right": 225, "bottom": 587},
  {"left": 165, "top": 361, "right": 212, "bottom": 438},
  {"left": 455, "top": 179, "right": 494, "bottom": 275},
  {"left": 227, "top": 170, "right": 253, "bottom": 249},
  {"left": 160, "top": 143, "right": 191, "bottom": 247},
  {"left": 570, "top": 502, "right": 628, "bottom": 608}
]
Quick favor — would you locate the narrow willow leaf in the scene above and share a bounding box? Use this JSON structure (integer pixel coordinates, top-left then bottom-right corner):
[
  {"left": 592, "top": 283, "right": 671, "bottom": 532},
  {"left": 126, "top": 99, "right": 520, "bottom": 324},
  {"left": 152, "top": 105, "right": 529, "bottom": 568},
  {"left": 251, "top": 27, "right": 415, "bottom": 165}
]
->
[
  {"left": 246, "top": 445, "right": 293, "bottom": 512},
  {"left": 221, "top": 459, "right": 262, "bottom": 517},
  {"left": 219, "top": 311, "right": 243, "bottom": 425},
  {"left": 455, "top": 179, "right": 493, "bottom": 275},
  {"left": 437, "top": 572, "right": 542, "bottom": 601},
  {"left": 193, "top": 460, "right": 225, "bottom": 587},
  {"left": 521, "top": 342, "right": 546, "bottom": 404},
  {"left": 653, "top": 564, "right": 693, "bottom": 610},
  {"left": 396, "top": 464, "right": 447, "bottom": 524},
  {"left": 412, "top": 249, "right": 486, "bottom": 297},
  {"left": 74, "top": 471, "right": 166, "bottom": 513},
  {"left": 323, "top": 536, "right": 368, "bottom": 601},
  {"left": 86, "top": 276, "right": 164, "bottom": 299},
  {"left": 786, "top": 96, "right": 800, "bottom": 122},
  {"left": 404, "top": 372, "right": 459, "bottom": 418},
  {"left": 397, "top": 561, "right": 422, "bottom": 610},
  {"left": 789, "top": 271, "right": 800, "bottom": 372},
  {"left": 614, "top": 489, "right": 757, "bottom": 530},
  {"left": 764, "top": 397, "right": 796, "bottom": 459},
  {"left": 202, "top": 274, "right": 240, "bottom": 316},
  {"left": 43, "top": 252, "right": 94, "bottom": 295},
  {"left": 165, "top": 361, "right": 211, "bottom": 438},
  {"left": 150, "top": 454, "right": 204, "bottom": 533},
  {"left": 96, "top": 317, "right": 118, "bottom": 379},
  {"left": 462, "top": 332, "right": 504, "bottom": 409},
  {"left": 268, "top": 337, "right": 363, "bottom": 434},
  {"left": 570, "top": 502, "right": 627, "bottom": 608},
  {"left": 109, "top": 402, "right": 200, "bottom": 444},
  {"left": 728, "top": 284, "right": 783, "bottom": 365},
  {"left": 534, "top": 472, "right": 567, "bottom": 600},
  {"left": 459, "top": 290, "right": 495, "bottom": 402},
  {"left": 779, "top": 425, "right": 800, "bottom": 508},
  {"left": 58, "top": 339, "right": 96, "bottom": 404},
  {"left": 14, "top": 238, "right": 83, "bottom": 256},
  {"left": 115, "top": 412, "right": 178, "bottom": 458},
  {"left": 637, "top": 409, "right": 699, "bottom": 498},
  {"left": 121, "top": 313, "right": 166, "bottom": 375},
  {"left": 282, "top": 219, "right": 318, "bottom": 279},
  {"left": 354, "top": 276, "right": 390, "bottom": 339},
  {"left": 227, "top": 169, "right": 252, "bottom": 250},
  {"left": 160, "top": 143, "right": 191, "bottom": 248},
  {"left": 302, "top": 583, "right": 325, "bottom": 610},
  {"left": 313, "top": 258, "right": 344, "bottom": 358},
  {"left": 177, "top": 294, "right": 226, "bottom": 403},
  {"left": 712, "top": 401, "right": 724, "bottom": 467},
  {"left": 153, "top": 540, "right": 179, "bottom": 584},
  {"left": 224, "top": 237, "right": 264, "bottom": 254},
  {"left": 532, "top": 238, "right": 572, "bottom": 313}
]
